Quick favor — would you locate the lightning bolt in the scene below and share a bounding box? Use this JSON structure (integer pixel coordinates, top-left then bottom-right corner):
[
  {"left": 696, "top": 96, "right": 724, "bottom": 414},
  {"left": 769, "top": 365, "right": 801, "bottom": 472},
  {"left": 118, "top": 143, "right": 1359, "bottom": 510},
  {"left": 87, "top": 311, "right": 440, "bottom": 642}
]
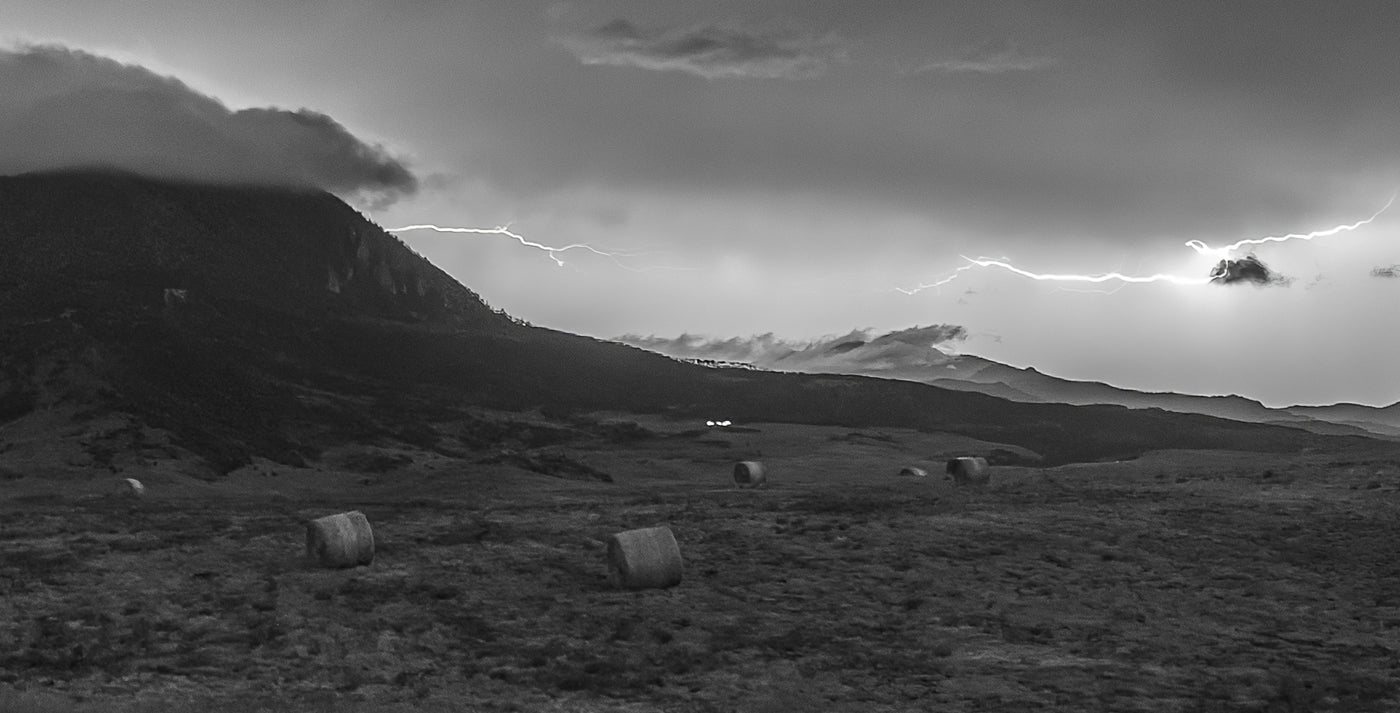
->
[
  {"left": 896, "top": 255, "right": 1207, "bottom": 295},
  {"left": 1184, "top": 193, "right": 1396, "bottom": 260},
  {"left": 386, "top": 223, "right": 678, "bottom": 271},
  {"left": 960, "top": 257, "right": 1212, "bottom": 286},
  {"left": 893, "top": 262, "right": 983, "bottom": 295},
  {"left": 898, "top": 193, "right": 1396, "bottom": 295}
]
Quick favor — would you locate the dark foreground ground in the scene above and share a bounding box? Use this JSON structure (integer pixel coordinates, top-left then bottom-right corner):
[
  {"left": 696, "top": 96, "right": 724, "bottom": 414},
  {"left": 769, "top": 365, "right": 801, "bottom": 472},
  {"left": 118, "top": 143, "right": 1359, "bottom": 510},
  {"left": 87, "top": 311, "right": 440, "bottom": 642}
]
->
[{"left": 2, "top": 418, "right": 1399, "bottom": 713}]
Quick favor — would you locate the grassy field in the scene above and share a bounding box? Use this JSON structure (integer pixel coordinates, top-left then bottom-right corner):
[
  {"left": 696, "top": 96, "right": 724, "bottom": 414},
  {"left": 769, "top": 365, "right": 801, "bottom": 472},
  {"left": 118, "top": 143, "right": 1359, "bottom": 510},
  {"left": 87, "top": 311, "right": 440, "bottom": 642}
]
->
[{"left": 2, "top": 419, "right": 1399, "bottom": 712}]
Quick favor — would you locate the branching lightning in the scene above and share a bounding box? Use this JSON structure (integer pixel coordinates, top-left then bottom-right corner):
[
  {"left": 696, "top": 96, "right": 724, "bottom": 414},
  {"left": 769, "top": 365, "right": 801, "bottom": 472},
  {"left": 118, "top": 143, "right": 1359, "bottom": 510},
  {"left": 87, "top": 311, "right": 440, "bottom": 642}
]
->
[
  {"left": 898, "top": 193, "right": 1395, "bottom": 295},
  {"left": 387, "top": 223, "right": 683, "bottom": 272},
  {"left": 1183, "top": 193, "right": 1395, "bottom": 261},
  {"left": 894, "top": 263, "right": 978, "bottom": 295}
]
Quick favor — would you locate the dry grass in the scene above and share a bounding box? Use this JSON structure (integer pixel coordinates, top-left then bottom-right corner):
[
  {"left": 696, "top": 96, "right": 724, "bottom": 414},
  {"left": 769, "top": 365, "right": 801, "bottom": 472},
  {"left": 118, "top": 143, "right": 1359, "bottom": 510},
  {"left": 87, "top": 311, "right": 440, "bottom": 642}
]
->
[{"left": 2, "top": 434, "right": 1399, "bottom": 712}]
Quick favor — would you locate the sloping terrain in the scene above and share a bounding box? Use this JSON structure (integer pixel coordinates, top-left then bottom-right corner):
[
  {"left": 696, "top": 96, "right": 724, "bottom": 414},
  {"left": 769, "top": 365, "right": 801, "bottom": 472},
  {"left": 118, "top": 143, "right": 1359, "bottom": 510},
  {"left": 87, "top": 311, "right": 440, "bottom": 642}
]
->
[
  {"left": 0, "top": 171, "right": 1377, "bottom": 476},
  {"left": 622, "top": 333, "right": 1398, "bottom": 438},
  {"left": 2, "top": 172, "right": 1398, "bottom": 712},
  {"left": 926, "top": 360, "right": 1400, "bottom": 438},
  {"left": 1283, "top": 403, "right": 1400, "bottom": 435}
]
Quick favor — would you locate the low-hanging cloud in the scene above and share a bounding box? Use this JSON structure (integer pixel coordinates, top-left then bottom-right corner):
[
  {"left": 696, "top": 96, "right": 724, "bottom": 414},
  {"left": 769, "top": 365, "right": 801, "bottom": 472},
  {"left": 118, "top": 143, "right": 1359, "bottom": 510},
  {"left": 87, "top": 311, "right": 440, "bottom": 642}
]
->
[
  {"left": 0, "top": 44, "right": 416, "bottom": 206},
  {"left": 617, "top": 324, "right": 968, "bottom": 376},
  {"left": 562, "top": 19, "right": 846, "bottom": 80},
  {"left": 873, "top": 324, "right": 969, "bottom": 347}
]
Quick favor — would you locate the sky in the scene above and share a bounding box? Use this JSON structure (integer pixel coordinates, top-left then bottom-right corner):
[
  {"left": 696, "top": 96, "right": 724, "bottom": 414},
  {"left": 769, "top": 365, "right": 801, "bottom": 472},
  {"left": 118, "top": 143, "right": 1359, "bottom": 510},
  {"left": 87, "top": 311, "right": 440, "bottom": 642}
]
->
[{"left": 3, "top": 1, "right": 1399, "bottom": 407}]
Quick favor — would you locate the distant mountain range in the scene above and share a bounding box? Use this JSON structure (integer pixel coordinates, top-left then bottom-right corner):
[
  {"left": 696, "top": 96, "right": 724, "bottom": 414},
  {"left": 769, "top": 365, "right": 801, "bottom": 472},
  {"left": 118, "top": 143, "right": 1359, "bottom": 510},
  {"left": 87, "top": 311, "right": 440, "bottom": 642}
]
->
[
  {"left": 617, "top": 329, "right": 1400, "bottom": 439},
  {"left": 0, "top": 171, "right": 1380, "bottom": 474}
]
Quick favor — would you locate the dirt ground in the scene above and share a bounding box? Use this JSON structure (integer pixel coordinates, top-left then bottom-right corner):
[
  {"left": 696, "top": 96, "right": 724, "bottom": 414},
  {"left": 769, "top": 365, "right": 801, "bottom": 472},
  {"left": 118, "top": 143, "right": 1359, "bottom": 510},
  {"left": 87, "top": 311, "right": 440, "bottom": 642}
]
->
[{"left": 2, "top": 418, "right": 1399, "bottom": 712}]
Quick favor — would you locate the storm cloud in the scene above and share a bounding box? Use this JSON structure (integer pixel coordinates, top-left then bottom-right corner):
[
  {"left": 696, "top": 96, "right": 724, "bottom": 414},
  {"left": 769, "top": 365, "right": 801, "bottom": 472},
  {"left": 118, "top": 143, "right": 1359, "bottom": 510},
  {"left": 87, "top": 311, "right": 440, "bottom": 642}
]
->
[
  {"left": 563, "top": 19, "right": 846, "bottom": 80},
  {"left": 1208, "top": 255, "right": 1288, "bottom": 286},
  {"left": 0, "top": 44, "right": 416, "bottom": 206}
]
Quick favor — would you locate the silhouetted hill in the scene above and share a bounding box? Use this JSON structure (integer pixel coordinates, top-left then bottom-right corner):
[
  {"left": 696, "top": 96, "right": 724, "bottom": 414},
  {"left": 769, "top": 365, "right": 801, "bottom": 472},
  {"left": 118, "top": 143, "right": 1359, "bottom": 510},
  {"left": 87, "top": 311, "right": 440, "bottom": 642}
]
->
[
  {"left": 0, "top": 171, "right": 1375, "bottom": 473},
  {"left": 0, "top": 169, "right": 498, "bottom": 326},
  {"left": 926, "top": 361, "right": 1396, "bottom": 438},
  {"left": 620, "top": 332, "right": 1398, "bottom": 438}
]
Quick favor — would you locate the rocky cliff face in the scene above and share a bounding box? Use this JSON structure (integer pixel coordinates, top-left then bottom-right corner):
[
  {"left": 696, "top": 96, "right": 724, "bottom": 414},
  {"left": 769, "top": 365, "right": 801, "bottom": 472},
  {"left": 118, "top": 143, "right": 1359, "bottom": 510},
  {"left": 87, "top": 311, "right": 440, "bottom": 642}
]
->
[{"left": 320, "top": 220, "right": 437, "bottom": 316}]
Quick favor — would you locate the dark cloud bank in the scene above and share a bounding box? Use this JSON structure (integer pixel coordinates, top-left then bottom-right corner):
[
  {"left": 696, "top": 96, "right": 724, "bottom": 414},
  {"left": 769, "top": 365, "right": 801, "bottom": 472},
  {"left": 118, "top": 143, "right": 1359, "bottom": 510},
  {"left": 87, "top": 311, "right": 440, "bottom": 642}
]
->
[
  {"left": 563, "top": 19, "right": 845, "bottom": 80},
  {"left": 0, "top": 44, "right": 416, "bottom": 206}
]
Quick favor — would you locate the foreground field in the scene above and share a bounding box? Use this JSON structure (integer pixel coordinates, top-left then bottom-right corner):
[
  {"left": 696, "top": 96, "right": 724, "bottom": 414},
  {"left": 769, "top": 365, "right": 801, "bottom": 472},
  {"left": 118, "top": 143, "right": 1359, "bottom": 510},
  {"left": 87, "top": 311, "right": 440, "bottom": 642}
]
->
[{"left": 2, "top": 420, "right": 1399, "bottom": 712}]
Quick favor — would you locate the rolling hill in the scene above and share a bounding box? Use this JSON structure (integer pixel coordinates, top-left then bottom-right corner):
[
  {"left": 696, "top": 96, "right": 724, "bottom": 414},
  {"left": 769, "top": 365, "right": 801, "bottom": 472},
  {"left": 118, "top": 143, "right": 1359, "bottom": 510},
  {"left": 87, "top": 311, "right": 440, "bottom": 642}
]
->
[
  {"left": 618, "top": 331, "right": 1400, "bottom": 439},
  {"left": 0, "top": 170, "right": 1378, "bottom": 475}
]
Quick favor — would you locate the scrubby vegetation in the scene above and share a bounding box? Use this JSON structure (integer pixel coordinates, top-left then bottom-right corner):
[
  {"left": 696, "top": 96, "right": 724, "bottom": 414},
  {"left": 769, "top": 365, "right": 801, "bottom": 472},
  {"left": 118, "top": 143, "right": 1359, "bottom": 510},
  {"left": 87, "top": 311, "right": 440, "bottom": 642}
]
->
[
  {"left": 4, "top": 171, "right": 1398, "bottom": 711},
  {"left": 0, "top": 171, "right": 1372, "bottom": 475},
  {"left": 2, "top": 450, "right": 1399, "bottom": 711}
]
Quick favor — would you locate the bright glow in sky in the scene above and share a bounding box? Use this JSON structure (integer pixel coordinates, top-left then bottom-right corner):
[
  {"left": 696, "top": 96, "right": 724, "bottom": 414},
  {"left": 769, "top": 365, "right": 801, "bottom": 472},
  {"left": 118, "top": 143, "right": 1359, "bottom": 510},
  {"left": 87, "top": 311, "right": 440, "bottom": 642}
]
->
[{"left": 4, "top": 1, "right": 1399, "bottom": 407}]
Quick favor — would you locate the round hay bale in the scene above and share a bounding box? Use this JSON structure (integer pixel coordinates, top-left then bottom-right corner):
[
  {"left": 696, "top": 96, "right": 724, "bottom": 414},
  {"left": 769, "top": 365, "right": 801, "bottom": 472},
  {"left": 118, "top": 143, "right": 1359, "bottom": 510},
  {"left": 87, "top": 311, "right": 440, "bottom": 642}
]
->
[
  {"left": 306, "top": 511, "right": 375, "bottom": 569},
  {"left": 898, "top": 466, "right": 928, "bottom": 478},
  {"left": 119, "top": 478, "right": 146, "bottom": 499},
  {"left": 946, "top": 457, "right": 990, "bottom": 486},
  {"left": 733, "top": 460, "right": 767, "bottom": 488},
  {"left": 607, "top": 526, "right": 683, "bottom": 590}
]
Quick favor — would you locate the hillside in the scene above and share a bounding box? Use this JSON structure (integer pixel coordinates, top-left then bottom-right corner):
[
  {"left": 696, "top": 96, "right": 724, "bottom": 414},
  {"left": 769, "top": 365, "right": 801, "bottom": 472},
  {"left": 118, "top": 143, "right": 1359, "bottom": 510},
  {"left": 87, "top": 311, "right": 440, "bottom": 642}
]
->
[
  {"left": 0, "top": 171, "right": 1376, "bottom": 474},
  {"left": 926, "top": 361, "right": 1395, "bottom": 438},
  {"left": 623, "top": 332, "right": 1398, "bottom": 439}
]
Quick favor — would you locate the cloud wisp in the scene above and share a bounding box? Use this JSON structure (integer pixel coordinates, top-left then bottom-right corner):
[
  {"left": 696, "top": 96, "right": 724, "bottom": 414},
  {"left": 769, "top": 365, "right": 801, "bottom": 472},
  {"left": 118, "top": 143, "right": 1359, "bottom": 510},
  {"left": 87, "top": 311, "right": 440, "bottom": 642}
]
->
[
  {"left": 915, "top": 43, "right": 1056, "bottom": 75},
  {"left": 563, "top": 19, "right": 846, "bottom": 80},
  {"left": 0, "top": 44, "right": 417, "bottom": 206}
]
